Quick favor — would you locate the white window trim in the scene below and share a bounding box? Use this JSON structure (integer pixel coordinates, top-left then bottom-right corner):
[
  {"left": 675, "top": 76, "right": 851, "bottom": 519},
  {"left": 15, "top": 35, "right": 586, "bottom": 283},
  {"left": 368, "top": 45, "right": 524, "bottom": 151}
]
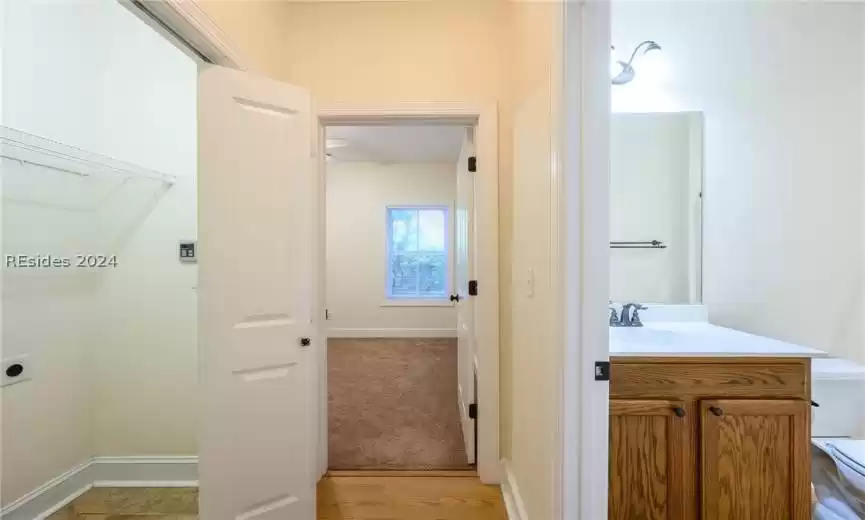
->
[
  {"left": 380, "top": 299, "right": 454, "bottom": 308},
  {"left": 384, "top": 205, "right": 451, "bottom": 302}
]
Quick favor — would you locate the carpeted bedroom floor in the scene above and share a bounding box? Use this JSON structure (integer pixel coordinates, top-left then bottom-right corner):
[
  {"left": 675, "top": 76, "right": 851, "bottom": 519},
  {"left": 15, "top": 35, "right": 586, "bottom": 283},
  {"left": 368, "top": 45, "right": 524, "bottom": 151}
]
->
[{"left": 327, "top": 338, "right": 470, "bottom": 470}]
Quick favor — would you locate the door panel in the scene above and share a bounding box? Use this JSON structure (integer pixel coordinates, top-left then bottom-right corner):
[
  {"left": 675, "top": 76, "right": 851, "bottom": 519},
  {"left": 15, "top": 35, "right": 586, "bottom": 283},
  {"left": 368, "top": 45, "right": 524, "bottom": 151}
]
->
[
  {"left": 198, "top": 65, "right": 315, "bottom": 520},
  {"left": 700, "top": 399, "right": 810, "bottom": 520},
  {"left": 609, "top": 400, "right": 691, "bottom": 520},
  {"left": 456, "top": 128, "right": 476, "bottom": 463}
]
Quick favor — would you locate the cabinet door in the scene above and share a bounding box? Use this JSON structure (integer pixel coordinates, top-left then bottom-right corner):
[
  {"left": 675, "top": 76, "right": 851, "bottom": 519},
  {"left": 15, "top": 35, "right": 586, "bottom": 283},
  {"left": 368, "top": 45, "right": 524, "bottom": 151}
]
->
[
  {"left": 609, "top": 400, "right": 692, "bottom": 520},
  {"left": 700, "top": 399, "right": 810, "bottom": 520}
]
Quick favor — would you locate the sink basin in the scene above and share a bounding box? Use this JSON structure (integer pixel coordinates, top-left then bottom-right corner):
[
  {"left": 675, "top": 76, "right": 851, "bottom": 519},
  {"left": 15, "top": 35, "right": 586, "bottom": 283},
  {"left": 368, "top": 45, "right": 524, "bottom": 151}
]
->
[{"left": 609, "top": 327, "right": 675, "bottom": 346}]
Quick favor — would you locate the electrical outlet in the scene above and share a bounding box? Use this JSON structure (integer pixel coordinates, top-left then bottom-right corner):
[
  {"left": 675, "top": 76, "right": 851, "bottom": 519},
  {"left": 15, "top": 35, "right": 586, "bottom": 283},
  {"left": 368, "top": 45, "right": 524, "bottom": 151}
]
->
[{"left": 2, "top": 355, "right": 32, "bottom": 387}]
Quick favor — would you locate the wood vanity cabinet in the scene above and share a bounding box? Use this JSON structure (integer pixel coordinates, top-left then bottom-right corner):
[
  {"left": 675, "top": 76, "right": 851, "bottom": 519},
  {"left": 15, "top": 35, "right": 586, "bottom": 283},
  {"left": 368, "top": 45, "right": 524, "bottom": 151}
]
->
[{"left": 608, "top": 357, "right": 812, "bottom": 520}]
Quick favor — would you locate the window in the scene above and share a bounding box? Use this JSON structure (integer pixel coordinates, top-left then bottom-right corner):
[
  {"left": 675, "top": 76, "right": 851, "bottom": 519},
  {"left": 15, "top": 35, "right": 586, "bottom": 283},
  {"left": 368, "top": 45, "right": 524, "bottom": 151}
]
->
[{"left": 386, "top": 206, "right": 449, "bottom": 300}]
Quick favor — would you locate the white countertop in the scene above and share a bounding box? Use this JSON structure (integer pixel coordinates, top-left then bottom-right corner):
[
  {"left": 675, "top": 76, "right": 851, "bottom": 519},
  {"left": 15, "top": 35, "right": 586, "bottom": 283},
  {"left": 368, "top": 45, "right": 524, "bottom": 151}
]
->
[{"left": 610, "top": 321, "right": 828, "bottom": 358}]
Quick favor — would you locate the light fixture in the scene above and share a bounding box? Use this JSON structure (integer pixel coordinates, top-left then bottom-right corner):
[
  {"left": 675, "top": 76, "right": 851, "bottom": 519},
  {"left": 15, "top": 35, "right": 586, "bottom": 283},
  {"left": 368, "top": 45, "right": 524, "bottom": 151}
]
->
[{"left": 611, "top": 41, "right": 662, "bottom": 86}]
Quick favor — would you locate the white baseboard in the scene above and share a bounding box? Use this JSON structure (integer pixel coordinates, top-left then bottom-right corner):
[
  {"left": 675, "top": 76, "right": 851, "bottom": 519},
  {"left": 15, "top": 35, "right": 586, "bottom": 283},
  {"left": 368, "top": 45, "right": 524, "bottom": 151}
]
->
[
  {"left": 1, "top": 456, "right": 198, "bottom": 520},
  {"left": 1, "top": 460, "right": 93, "bottom": 520},
  {"left": 500, "top": 460, "right": 528, "bottom": 520},
  {"left": 328, "top": 328, "right": 458, "bottom": 338},
  {"left": 90, "top": 456, "right": 198, "bottom": 488}
]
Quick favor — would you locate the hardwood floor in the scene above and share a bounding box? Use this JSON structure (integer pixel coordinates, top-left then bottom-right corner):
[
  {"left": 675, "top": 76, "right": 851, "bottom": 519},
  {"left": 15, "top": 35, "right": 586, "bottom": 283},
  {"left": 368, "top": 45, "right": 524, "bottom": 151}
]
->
[
  {"left": 48, "top": 474, "right": 507, "bottom": 520},
  {"left": 319, "top": 474, "right": 507, "bottom": 520}
]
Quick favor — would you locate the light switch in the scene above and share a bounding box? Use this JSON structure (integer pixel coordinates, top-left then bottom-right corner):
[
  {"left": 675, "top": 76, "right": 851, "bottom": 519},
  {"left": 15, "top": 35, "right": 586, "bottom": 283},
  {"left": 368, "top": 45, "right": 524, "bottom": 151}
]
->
[{"left": 527, "top": 268, "right": 535, "bottom": 298}]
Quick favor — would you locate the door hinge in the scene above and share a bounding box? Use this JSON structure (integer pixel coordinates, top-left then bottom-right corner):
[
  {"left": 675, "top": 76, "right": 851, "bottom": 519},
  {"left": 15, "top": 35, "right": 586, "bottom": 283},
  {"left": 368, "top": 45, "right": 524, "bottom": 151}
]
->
[
  {"left": 594, "top": 361, "right": 611, "bottom": 381},
  {"left": 468, "top": 156, "right": 477, "bottom": 173},
  {"left": 468, "top": 280, "right": 478, "bottom": 296},
  {"left": 468, "top": 402, "right": 478, "bottom": 419}
]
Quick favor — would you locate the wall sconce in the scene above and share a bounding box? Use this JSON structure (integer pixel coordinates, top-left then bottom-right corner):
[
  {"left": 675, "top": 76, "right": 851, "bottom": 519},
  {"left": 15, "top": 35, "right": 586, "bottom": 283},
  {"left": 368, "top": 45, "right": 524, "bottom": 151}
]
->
[{"left": 611, "top": 41, "right": 662, "bottom": 86}]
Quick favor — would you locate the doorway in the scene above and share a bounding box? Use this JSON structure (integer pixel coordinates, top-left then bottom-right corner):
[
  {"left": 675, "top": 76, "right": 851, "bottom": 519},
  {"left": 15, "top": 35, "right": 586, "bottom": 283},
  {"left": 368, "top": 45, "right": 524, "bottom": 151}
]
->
[
  {"left": 315, "top": 107, "right": 499, "bottom": 484},
  {"left": 322, "top": 123, "right": 475, "bottom": 471}
]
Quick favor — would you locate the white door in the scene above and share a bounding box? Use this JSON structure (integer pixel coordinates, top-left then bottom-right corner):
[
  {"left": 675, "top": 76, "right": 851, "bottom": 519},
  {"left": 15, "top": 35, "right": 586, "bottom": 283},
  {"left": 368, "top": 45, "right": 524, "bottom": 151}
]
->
[
  {"left": 198, "top": 65, "right": 316, "bottom": 520},
  {"left": 455, "top": 128, "right": 476, "bottom": 464}
]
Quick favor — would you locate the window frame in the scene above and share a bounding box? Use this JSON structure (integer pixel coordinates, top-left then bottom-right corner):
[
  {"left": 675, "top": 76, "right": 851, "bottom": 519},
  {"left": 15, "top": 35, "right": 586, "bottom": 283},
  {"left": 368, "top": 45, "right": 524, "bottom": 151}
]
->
[{"left": 384, "top": 205, "right": 451, "bottom": 303}]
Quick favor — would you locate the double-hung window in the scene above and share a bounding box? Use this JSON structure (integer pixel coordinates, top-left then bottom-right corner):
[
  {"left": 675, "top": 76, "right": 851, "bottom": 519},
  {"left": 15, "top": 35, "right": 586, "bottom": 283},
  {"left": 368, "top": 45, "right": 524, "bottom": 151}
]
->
[{"left": 386, "top": 206, "right": 449, "bottom": 301}]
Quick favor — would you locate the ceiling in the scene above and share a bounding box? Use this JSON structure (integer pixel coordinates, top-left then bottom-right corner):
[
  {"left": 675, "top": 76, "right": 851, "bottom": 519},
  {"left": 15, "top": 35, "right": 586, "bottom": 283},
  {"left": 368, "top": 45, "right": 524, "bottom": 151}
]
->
[{"left": 326, "top": 125, "right": 466, "bottom": 164}]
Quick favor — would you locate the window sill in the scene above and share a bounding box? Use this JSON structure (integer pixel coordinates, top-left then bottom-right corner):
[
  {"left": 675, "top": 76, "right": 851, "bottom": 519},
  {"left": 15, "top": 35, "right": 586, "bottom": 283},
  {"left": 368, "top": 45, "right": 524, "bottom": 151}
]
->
[{"left": 380, "top": 300, "right": 454, "bottom": 308}]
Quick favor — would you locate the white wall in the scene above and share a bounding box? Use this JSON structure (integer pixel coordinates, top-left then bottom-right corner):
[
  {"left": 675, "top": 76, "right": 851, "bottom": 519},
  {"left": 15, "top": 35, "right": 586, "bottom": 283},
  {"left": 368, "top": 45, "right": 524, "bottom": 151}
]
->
[
  {"left": 326, "top": 161, "right": 457, "bottom": 337},
  {"left": 613, "top": 1, "right": 865, "bottom": 363},
  {"left": 610, "top": 112, "right": 699, "bottom": 304},
  {"left": 1, "top": 0, "right": 196, "bottom": 505}
]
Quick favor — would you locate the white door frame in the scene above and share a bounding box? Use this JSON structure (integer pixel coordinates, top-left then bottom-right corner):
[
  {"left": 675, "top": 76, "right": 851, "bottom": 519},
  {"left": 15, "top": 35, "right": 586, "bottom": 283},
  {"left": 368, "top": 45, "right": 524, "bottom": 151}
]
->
[
  {"left": 555, "top": 2, "right": 611, "bottom": 519},
  {"left": 316, "top": 104, "right": 500, "bottom": 484}
]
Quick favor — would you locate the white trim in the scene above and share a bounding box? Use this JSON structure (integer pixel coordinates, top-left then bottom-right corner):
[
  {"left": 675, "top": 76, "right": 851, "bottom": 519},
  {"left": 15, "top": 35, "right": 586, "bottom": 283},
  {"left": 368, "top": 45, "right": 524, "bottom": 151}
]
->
[
  {"left": 327, "top": 328, "right": 458, "bottom": 338},
  {"left": 1, "top": 460, "right": 92, "bottom": 520},
  {"left": 32, "top": 485, "right": 94, "bottom": 520},
  {"left": 117, "top": 0, "right": 253, "bottom": 69},
  {"left": 1, "top": 457, "right": 198, "bottom": 520},
  {"left": 92, "top": 481, "right": 199, "bottom": 488},
  {"left": 379, "top": 300, "right": 454, "bottom": 308},
  {"left": 500, "top": 461, "right": 528, "bottom": 520},
  {"left": 556, "top": 2, "right": 611, "bottom": 520},
  {"left": 318, "top": 103, "right": 499, "bottom": 485},
  {"left": 90, "top": 456, "right": 199, "bottom": 465}
]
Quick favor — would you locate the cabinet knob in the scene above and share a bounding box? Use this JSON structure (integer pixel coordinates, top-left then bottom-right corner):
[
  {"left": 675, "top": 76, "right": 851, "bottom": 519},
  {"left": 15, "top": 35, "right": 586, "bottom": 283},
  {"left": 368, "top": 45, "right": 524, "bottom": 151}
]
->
[
  {"left": 673, "top": 407, "right": 686, "bottom": 418},
  {"left": 709, "top": 406, "right": 724, "bottom": 417}
]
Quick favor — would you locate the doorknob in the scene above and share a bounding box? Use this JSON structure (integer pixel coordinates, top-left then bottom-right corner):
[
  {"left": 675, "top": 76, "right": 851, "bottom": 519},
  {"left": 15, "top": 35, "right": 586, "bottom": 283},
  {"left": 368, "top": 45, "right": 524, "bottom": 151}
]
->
[
  {"left": 673, "top": 407, "right": 686, "bottom": 418},
  {"left": 709, "top": 406, "right": 724, "bottom": 417},
  {"left": 299, "top": 337, "right": 311, "bottom": 347},
  {"left": 449, "top": 294, "right": 461, "bottom": 302}
]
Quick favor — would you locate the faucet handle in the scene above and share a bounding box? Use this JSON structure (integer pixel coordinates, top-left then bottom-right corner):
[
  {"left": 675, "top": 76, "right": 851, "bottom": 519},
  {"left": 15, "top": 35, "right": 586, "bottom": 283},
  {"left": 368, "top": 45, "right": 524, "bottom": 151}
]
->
[{"left": 630, "top": 304, "right": 647, "bottom": 327}]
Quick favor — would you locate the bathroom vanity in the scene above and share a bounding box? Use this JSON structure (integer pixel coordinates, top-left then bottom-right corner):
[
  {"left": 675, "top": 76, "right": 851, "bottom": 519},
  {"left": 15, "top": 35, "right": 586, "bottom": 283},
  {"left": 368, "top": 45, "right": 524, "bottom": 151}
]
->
[
  {"left": 608, "top": 319, "right": 825, "bottom": 520},
  {"left": 606, "top": 111, "right": 840, "bottom": 519}
]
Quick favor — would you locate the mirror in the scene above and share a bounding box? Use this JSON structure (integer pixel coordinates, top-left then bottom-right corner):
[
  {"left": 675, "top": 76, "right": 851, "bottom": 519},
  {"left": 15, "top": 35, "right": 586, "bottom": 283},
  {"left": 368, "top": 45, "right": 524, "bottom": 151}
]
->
[{"left": 610, "top": 111, "right": 703, "bottom": 304}]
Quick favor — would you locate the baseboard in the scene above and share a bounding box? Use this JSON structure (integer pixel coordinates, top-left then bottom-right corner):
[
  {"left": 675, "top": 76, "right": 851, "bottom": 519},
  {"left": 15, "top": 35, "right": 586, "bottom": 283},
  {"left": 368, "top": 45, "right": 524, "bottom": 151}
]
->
[
  {"left": 500, "top": 460, "right": 528, "bottom": 520},
  {"left": 1, "top": 460, "right": 93, "bottom": 520},
  {"left": 0, "top": 456, "right": 198, "bottom": 520},
  {"left": 90, "top": 456, "right": 199, "bottom": 487},
  {"left": 328, "top": 328, "right": 458, "bottom": 338}
]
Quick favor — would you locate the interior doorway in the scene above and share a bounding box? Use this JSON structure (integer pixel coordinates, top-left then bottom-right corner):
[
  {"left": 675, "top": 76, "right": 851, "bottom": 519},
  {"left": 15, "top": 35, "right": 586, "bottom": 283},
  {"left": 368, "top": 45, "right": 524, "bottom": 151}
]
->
[{"left": 322, "top": 123, "right": 477, "bottom": 472}]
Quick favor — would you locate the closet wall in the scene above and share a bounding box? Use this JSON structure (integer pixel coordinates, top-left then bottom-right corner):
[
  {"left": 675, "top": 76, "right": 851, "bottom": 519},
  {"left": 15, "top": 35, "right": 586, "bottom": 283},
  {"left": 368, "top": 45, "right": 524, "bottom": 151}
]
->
[{"left": 1, "top": 0, "right": 197, "bottom": 506}]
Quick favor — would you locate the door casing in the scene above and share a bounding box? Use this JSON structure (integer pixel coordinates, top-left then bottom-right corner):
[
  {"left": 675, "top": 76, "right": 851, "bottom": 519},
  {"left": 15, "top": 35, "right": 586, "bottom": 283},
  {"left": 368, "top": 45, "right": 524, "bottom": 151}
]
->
[{"left": 316, "top": 105, "right": 499, "bottom": 484}]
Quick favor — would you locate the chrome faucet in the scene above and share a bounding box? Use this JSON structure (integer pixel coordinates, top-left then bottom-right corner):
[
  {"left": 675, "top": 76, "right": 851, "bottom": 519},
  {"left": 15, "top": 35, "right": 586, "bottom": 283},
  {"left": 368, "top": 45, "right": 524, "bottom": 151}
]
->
[{"left": 616, "top": 302, "right": 647, "bottom": 327}]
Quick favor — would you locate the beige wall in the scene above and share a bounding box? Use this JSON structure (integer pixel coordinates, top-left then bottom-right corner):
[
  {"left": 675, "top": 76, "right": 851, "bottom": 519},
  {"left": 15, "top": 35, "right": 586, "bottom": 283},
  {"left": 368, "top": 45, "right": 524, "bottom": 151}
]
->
[
  {"left": 326, "top": 161, "right": 457, "bottom": 336},
  {"left": 508, "top": 2, "right": 560, "bottom": 519},
  {"left": 199, "top": 0, "right": 518, "bottom": 457}
]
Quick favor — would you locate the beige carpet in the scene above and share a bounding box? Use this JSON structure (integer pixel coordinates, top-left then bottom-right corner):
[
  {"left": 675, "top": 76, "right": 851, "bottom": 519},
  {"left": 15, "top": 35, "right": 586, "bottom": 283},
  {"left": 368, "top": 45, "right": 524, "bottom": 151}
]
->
[{"left": 327, "top": 338, "right": 470, "bottom": 470}]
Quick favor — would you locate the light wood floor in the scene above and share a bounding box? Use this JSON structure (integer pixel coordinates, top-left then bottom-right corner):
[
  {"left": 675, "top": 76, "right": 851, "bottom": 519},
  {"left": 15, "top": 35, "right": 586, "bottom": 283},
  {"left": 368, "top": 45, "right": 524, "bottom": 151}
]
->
[
  {"left": 320, "top": 474, "right": 507, "bottom": 519},
  {"left": 49, "top": 473, "right": 507, "bottom": 520}
]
